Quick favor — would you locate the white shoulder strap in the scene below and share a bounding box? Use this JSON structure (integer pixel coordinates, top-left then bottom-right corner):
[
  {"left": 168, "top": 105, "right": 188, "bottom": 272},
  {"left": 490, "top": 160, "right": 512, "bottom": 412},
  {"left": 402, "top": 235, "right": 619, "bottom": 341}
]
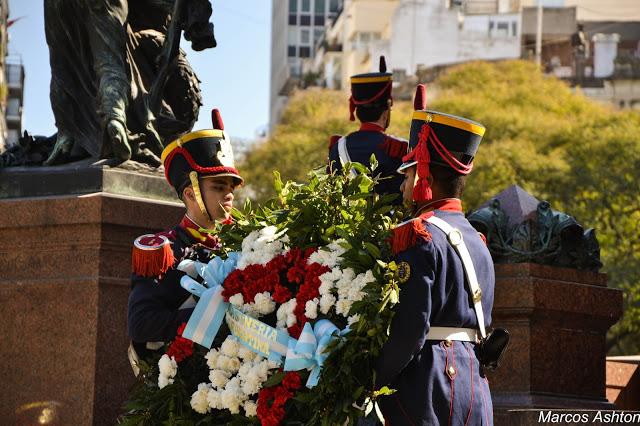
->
[
  {"left": 426, "top": 216, "right": 487, "bottom": 339},
  {"left": 337, "top": 136, "right": 357, "bottom": 177}
]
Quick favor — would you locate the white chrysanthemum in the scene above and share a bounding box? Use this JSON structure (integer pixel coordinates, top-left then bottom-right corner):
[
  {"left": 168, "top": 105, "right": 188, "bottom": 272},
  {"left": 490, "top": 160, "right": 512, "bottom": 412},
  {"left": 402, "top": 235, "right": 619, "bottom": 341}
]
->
[
  {"left": 336, "top": 298, "right": 352, "bottom": 317},
  {"left": 241, "top": 376, "right": 262, "bottom": 396},
  {"left": 158, "top": 354, "right": 177, "bottom": 389},
  {"left": 237, "top": 362, "right": 252, "bottom": 378},
  {"left": 221, "top": 336, "right": 242, "bottom": 358},
  {"left": 216, "top": 355, "right": 232, "bottom": 371},
  {"left": 227, "top": 357, "right": 241, "bottom": 373},
  {"left": 276, "top": 299, "right": 297, "bottom": 328},
  {"left": 205, "top": 349, "right": 220, "bottom": 370},
  {"left": 305, "top": 298, "right": 319, "bottom": 319},
  {"left": 209, "top": 369, "right": 231, "bottom": 389},
  {"left": 244, "top": 400, "right": 258, "bottom": 417},
  {"left": 229, "top": 293, "right": 244, "bottom": 307},
  {"left": 319, "top": 294, "right": 336, "bottom": 314},
  {"left": 207, "top": 388, "right": 222, "bottom": 410},
  {"left": 238, "top": 346, "right": 257, "bottom": 362},
  {"left": 341, "top": 268, "right": 356, "bottom": 281},
  {"left": 318, "top": 279, "right": 333, "bottom": 295},
  {"left": 253, "top": 292, "right": 276, "bottom": 315},
  {"left": 190, "top": 383, "right": 211, "bottom": 414},
  {"left": 237, "top": 227, "right": 287, "bottom": 269},
  {"left": 220, "top": 377, "right": 245, "bottom": 414}
]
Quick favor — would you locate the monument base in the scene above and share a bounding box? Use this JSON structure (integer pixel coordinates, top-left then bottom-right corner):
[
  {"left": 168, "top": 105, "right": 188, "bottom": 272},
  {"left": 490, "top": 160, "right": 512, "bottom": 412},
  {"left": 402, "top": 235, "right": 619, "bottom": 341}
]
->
[
  {"left": 488, "top": 263, "right": 623, "bottom": 425},
  {"left": 0, "top": 166, "right": 184, "bottom": 425}
]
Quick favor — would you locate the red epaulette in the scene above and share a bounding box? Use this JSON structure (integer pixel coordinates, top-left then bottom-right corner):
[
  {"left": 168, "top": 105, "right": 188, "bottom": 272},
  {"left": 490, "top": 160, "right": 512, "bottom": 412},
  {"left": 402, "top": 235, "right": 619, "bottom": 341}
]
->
[
  {"left": 391, "top": 213, "right": 433, "bottom": 255},
  {"left": 131, "top": 230, "right": 177, "bottom": 278},
  {"left": 329, "top": 134, "right": 342, "bottom": 150},
  {"left": 379, "top": 135, "right": 409, "bottom": 159}
]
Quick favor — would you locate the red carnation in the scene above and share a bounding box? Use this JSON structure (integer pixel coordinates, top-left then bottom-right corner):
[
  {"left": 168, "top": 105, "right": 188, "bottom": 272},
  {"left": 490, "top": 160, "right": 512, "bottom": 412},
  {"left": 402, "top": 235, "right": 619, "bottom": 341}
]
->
[
  {"left": 166, "top": 322, "right": 193, "bottom": 363},
  {"left": 272, "top": 284, "right": 292, "bottom": 303},
  {"left": 282, "top": 371, "right": 302, "bottom": 390}
]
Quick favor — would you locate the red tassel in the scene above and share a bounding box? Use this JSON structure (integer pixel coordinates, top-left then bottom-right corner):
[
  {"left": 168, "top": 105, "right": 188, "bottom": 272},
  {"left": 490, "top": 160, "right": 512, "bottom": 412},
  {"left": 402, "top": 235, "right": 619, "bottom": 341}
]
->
[
  {"left": 380, "top": 137, "right": 408, "bottom": 159},
  {"left": 391, "top": 219, "right": 432, "bottom": 255},
  {"left": 132, "top": 234, "right": 175, "bottom": 278},
  {"left": 413, "top": 124, "right": 433, "bottom": 202}
]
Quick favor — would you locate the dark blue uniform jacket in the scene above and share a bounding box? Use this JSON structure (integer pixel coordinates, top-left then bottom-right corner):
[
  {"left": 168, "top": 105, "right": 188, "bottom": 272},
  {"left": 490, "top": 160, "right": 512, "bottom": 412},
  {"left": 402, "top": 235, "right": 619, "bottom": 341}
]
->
[
  {"left": 127, "top": 224, "right": 212, "bottom": 358},
  {"left": 328, "top": 123, "right": 408, "bottom": 204},
  {"left": 376, "top": 200, "right": 495, "bottom": 426}
]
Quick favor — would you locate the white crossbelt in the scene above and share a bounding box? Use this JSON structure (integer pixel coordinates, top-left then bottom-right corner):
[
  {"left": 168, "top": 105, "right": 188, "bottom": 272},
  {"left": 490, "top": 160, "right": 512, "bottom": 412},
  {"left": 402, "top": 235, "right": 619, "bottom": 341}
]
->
[
  {"left": 337, "top": 136, "right": 357, "bottom": 177},
  {"left": 424, "top": 216, "right": 487, "bottom": 342},
  {"left": 426, "top": 326, "right": 478, "bottom": 342}
]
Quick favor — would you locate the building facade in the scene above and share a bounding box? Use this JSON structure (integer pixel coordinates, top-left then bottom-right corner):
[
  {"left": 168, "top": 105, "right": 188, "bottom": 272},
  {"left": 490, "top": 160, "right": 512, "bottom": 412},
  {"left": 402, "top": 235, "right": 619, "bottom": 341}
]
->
[
  {"left": 270, "top": 0, "right": 343, "bottom": 131},
  {"left": 0, "top": 0, "right": 8, "bottom": 151},
  {"left": 310, "top": 0, "right": 521, "bottom": 90}
]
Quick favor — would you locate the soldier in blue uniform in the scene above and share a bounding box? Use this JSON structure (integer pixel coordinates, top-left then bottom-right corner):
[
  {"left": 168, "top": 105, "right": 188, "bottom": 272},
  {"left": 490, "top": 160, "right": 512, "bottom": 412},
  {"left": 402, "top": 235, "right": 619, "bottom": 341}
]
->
[
  {"left": 375, "top": 85, "right": 495, "bottom": 425},
  {"left": 127, "top": 109, "right": 243, "bottom": 366},
  {"left": 328, "top": 56, "right": 408, "bottom": 204}
]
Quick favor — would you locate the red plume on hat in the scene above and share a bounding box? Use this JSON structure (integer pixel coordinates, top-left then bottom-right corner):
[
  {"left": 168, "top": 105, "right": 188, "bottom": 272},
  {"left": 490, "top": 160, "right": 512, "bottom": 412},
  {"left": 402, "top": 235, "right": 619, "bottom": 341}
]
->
[{"left": 211, "top": 108, "right": 224, "bottom": 130}]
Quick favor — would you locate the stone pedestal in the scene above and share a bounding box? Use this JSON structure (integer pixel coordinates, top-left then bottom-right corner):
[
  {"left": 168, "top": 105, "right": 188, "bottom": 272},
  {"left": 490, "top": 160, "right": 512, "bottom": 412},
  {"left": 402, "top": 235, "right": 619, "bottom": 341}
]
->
[
  {"left": 0, "top": 166, "right": 184, "bottom": 425},
  {"left": 488, "top": 263, "right": 623, "bottom": 425}
]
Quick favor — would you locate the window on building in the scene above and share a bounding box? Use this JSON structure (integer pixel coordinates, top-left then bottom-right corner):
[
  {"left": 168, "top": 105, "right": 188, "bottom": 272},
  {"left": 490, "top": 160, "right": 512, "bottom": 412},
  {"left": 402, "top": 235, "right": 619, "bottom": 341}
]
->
[
  {"left": 315, "top": 0, "right": 325, "bottom": 13},
  {"left": 511, "top": 22, "right": 517, "bottom": 37},
  {"left": 314, "top": 15, "right": 325, "bottom": 25},
  {"left": 488, "top": 21, "right": 495, "bottom": 36},
  {"left": 289, "top": 0, "right": 297, "bottom": 13},
  {"left": 329, "top": 0, "right": 340, "bottom": 13},
  {"left": 289, "top": 61, "right": 302, "bottom": 77},
  {"left": 301, "top": 0, "right": 310, "bottom": 12},
  {"left": 497, "top": 22, "right": 509, "bottom": 37},
  {"left": 6, "top": 98, "right": 20, "bottom": 117},
  {"left": 300, "top": 28, "right": 310, "bottom": 45},
  {"left": 314, "top": 29, "right": 324, "bottom": 45},
  {"left": 299, "top": 46, "right": 311, "bottom": 58},
  {"left": 288, "top": 45, "right": 297, "bottom": 57},
  {"left": 7, "top": 65, "right": 21, "bottom": 86},
  {"left": 288, "top": 28, "right": 298, "bottom": 45},
  {"left": 289, "top": 14, "right": 297, "bottom": 25},
  {"left": 300, "top": 15, "right": 311, "bottom": 26},
  {"left": 7, "top": 129, "right": 19, "bottom": 146}
]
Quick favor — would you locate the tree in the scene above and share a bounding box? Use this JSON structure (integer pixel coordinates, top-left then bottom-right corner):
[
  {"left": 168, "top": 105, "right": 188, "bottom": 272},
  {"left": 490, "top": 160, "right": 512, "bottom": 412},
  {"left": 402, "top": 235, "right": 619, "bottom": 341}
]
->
[{"left": 239, "top": 60, "right": 640, "bottom": 353}]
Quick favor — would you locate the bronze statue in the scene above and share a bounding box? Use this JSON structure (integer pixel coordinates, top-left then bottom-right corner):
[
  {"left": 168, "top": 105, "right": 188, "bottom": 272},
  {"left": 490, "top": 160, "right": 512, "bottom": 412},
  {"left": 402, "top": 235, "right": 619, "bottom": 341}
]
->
[{"left": 41, "top": 0, "right": 216, "bottom": 166}]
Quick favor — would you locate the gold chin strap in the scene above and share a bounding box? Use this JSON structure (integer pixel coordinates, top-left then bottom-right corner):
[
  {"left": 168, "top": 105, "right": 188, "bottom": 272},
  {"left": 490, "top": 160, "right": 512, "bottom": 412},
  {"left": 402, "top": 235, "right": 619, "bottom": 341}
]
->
[{"left": 189, "top": 171, "right": 212, "bottom": 222}]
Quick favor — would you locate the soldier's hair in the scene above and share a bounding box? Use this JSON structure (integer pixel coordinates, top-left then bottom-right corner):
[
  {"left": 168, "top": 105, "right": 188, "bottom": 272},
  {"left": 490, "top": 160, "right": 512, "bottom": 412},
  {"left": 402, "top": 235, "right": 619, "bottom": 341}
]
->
[
  {"left": 355, "top": 104, "right": 388, "bottom": 123},
  {"left": 430, "top": 164, "right": 467, "bottom": 198}
]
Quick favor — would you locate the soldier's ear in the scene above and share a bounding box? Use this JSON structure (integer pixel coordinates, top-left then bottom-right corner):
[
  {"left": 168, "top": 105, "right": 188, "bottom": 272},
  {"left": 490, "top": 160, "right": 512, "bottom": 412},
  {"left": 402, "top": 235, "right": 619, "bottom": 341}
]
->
[{"left": 182, "top": 186, "right": 196, "bottom": 203}]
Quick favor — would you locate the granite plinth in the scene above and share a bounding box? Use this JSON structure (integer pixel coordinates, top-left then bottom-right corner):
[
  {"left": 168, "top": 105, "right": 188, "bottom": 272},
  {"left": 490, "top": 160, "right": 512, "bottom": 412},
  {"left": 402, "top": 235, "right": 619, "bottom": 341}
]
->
[
  {"left": 0, "top": 162, "right": 179, "bottom": 202},
  {"left": 0, "top": 188, "right": 184, "bottom": 425},
  {"left": 488, "top": 264, "right": 623, "bottom": 425},
  {"left": 606, "top": 357, "right": 640, "bottom": 410}
]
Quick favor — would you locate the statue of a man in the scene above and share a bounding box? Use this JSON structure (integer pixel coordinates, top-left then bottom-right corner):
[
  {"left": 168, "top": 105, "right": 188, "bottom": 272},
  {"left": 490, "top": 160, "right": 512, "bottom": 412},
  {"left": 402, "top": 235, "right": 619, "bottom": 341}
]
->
[{"left": 43, "top": 0, "right": 215, "bottom": 166}]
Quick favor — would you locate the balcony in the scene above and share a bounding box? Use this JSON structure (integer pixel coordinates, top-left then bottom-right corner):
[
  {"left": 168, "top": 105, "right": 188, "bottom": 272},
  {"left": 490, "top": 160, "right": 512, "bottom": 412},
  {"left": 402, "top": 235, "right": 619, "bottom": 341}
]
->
[{"left": 6, "top": 62, "right": 24, "bottom": 91}]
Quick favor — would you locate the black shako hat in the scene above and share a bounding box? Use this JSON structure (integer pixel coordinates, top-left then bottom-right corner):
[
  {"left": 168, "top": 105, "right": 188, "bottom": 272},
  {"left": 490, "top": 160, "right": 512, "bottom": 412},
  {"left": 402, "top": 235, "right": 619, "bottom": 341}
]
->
[
  {"left": 399, "top": 84, "right": 485, "bottom": 203},
  {"left": 161, "top": 108, "right": 243, "bottom": 195},
  {"left": 348, "top": 56, "right": 393, "bottom": 121}
]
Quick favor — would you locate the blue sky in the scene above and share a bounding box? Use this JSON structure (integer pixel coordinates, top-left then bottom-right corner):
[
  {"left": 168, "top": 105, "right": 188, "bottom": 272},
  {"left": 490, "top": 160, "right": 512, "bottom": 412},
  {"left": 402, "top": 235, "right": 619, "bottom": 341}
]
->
[{"left": 7, "top": 0, "right": 271, "bottom": 140}]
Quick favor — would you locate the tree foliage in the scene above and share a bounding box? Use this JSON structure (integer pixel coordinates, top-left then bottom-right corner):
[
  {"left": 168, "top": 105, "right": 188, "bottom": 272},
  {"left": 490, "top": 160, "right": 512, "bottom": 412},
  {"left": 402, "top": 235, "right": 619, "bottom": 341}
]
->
[{"left": 240, "top": 60, "right": 640, "bottom": 354}]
